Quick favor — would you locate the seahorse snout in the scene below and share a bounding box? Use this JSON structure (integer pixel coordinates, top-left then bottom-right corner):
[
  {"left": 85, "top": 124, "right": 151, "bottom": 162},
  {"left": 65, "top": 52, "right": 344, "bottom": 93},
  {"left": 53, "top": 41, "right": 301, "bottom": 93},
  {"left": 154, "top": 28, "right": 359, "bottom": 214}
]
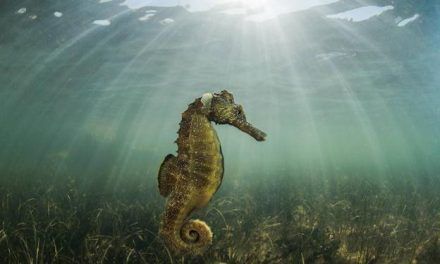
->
[{"left": 234, "top": 120, "right": 267, "bottom": 141}]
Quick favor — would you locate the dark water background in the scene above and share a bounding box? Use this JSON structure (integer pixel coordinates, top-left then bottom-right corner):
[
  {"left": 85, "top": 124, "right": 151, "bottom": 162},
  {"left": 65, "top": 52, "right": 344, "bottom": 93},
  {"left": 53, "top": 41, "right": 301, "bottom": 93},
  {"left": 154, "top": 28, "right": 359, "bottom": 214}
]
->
[{"left": 1, "top": 0, "right": 439, "bottom": 263}]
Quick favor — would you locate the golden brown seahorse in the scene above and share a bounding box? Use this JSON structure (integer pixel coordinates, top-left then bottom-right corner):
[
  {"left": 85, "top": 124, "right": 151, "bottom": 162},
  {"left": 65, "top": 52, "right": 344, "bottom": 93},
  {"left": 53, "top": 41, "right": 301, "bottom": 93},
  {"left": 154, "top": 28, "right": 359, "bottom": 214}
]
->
[{"left": 158, "top": 90, "right": 266, "bottom": 255}]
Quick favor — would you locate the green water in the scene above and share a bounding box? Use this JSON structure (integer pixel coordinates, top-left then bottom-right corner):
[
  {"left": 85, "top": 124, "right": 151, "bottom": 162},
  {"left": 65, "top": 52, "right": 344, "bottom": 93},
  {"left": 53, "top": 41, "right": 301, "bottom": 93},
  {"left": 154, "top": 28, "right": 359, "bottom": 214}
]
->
[{"left": 1, "top": 0, "right": 439, "bottom": 263}]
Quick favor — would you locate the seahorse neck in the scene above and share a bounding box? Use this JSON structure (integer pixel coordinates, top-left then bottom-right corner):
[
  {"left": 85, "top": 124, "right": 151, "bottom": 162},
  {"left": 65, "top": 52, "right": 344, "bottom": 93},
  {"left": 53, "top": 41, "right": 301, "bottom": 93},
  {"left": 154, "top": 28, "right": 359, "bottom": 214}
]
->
[{"left": 176, "top": 99, "right": 212, "bottom": 158}]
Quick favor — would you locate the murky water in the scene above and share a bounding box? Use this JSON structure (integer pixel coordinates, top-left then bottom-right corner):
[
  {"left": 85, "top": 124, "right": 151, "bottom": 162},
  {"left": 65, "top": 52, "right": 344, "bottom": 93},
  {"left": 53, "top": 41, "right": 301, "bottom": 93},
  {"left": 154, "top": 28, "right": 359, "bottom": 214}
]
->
[{"left": 1, "top": 0, "right": 439, "bottom": 263}]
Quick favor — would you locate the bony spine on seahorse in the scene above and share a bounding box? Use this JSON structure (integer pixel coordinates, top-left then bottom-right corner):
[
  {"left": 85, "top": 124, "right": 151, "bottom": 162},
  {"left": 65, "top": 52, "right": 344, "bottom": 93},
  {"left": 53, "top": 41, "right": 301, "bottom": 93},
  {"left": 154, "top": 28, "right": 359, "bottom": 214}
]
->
[{"left": 158, "top": 90, "right": 266, "bottom": 255}]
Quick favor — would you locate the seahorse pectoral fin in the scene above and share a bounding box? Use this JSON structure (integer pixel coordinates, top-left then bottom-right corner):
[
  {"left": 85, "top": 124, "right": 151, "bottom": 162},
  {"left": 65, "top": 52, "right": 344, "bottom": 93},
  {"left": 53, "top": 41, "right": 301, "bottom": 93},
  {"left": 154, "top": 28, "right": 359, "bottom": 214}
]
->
[{"left": 158, "top": 154, "right": 178, "bottom": 197}]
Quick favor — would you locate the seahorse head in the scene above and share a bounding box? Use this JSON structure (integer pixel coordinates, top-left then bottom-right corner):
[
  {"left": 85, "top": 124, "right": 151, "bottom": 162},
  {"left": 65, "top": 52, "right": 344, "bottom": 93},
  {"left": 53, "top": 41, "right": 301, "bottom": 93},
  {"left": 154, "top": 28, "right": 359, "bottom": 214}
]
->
[{"left": 202, "top": 90, "right": 266, "bottom": 141}]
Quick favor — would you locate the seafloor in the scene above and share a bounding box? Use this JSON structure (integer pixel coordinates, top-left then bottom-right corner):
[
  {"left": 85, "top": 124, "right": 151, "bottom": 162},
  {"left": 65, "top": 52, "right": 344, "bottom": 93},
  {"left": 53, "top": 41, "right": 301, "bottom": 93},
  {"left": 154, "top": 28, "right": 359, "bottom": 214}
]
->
[{"left": 1, "top": 164, "right": 439, "bottom": 263}]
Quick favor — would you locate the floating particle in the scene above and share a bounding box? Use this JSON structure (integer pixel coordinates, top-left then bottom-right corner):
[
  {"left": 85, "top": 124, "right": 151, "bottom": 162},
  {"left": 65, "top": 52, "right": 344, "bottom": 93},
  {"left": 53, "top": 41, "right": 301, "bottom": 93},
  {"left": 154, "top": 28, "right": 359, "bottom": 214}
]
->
[
  {"left": 16, "top": 8, "right": 27, "bottom": 14},
  {"left": 93, "top": 20, "right": 111, "bottom": 26},
  {"left": 397, "top": 14, "right": 420, "bottom": 27},
  {"left": 159, "top": 18, "right": 174, "bottom": 25},
  {"left": 139, "top": 13, "right": 155, "bottom": 21}
]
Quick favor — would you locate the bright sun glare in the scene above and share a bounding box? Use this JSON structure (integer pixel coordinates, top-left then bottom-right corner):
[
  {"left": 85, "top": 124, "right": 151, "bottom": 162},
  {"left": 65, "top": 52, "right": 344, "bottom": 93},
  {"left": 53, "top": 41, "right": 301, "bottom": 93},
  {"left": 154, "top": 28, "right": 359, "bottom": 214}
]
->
[{"left": 238, "top": 0, "right": 269, "bottom": 9}]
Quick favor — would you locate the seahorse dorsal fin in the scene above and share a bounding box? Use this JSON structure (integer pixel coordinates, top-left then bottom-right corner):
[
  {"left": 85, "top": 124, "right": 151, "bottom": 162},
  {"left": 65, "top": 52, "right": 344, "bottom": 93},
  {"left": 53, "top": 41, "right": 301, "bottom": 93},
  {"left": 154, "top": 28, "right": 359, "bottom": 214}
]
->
[{"left": 201, "top": 93, "right": 213, "bottom": 108}]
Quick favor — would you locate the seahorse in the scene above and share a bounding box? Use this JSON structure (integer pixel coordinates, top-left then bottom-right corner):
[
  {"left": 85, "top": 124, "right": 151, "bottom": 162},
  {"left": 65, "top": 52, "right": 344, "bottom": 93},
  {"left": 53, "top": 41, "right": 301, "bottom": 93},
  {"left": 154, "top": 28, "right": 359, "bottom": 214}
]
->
[{"left": 158, "top": 90, "right": 266, "bottom": 255}]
